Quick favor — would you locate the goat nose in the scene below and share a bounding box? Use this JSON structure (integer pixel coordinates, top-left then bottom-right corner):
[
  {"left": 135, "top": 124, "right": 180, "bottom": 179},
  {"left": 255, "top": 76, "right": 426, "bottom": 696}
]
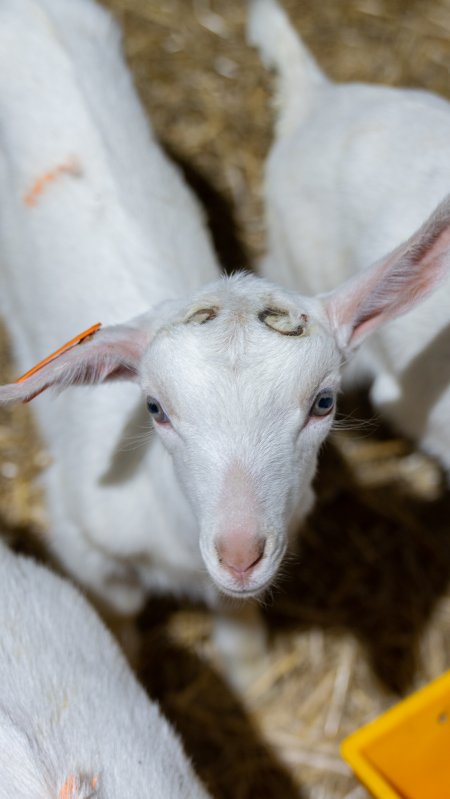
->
[{"left": 217, "top": 534, "right": 266, "bottom": 577}]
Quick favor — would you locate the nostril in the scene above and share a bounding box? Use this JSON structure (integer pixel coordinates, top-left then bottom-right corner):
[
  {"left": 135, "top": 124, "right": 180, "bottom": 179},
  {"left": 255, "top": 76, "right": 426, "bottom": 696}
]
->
[
  {"left": 217, "top": 536, "right": 266, "bottom": 577},
  {"left": 240, "top": 544, "right": 265, "bottom": 573}
]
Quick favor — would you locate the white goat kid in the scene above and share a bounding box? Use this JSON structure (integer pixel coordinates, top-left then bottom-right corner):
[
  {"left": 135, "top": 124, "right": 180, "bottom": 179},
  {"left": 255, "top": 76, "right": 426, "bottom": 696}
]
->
[
  {"left": 2, "top": 0, "right": 450, "bottom": 669},
  {"left": 248, "top": 0, "right": 450, "bottom": 474},
  {"left": 0, "top": 541, "right": 211, "bottom": 799},
  {"left": 2, "top": 201, "right": 450, "bottom": 599}
]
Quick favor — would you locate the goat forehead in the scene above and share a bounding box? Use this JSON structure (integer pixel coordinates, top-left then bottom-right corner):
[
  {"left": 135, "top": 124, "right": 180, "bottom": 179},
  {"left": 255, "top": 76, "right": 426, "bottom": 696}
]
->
[
  {"left": 144, "top": 318, "right": 341, "bottom": 408},
  {"left": 156, "top": 286, "right": 335, "bottom": 355}
]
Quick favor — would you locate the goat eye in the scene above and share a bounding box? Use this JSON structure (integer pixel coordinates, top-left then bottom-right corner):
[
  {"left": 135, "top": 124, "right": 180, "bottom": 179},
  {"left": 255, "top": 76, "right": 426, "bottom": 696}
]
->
[
  {"left": 310, "top": 390, "right": 336, "bottom": 418},
  {"left": 146, "top": 397, "right": 169, "bottom": 424}
]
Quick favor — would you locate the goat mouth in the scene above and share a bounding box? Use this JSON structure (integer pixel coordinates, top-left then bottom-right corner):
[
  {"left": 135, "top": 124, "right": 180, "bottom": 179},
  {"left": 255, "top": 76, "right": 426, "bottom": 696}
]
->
[
  {"left": 216, "top": 578, "right": 272, "bottom": 599},
  {"left": 209, "top": 554, "right": 285, "bottom": 598}
]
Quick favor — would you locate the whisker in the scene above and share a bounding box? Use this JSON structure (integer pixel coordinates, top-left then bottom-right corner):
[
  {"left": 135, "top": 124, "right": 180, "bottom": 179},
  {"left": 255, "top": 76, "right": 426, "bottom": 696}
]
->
[
  {"left": 331, "top": 411, "right": 379, "bottom": 435},
  {"left": 116, "top": 429, "right": 154, "bottom": 453}
]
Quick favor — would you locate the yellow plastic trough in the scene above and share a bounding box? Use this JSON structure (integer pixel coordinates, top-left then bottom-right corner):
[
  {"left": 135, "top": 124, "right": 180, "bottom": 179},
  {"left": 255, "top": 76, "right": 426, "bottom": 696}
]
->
[{"left": 340, "top": 669, "right": 450, "bottom": 799}]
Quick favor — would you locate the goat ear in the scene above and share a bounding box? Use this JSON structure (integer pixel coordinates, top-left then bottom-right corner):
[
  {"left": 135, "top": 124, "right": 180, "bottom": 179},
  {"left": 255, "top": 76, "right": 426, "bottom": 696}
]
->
[
  {"left": 0, "top": 321, "right": 151, "bottom": 405},
  {"left": 324, "top": 193, "right": 450, "bottom": 351}
]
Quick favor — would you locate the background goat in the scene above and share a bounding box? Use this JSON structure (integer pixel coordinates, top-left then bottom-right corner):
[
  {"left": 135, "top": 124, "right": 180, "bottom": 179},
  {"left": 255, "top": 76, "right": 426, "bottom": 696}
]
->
[
  {"left": 0, "top": 540, "right": 211, "bottom": 799},
  {"left": 249, "top": 0, "right": 450, "bottom": 475}
]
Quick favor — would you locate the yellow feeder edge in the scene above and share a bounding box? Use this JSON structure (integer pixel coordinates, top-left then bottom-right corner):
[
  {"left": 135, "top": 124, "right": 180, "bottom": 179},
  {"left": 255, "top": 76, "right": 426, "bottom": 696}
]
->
[{"left": 340, "top": 669, "right": 450, "bottom": 799}]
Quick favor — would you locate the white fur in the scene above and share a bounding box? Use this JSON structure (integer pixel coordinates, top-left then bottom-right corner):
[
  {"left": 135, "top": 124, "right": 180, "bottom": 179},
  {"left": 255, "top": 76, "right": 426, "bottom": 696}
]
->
[
  {"left": 0, "top": 0, "right": 221, "bottom": 613},
  {"left": 249, "top": 0, "right": 450, "bottom": 473},
  {"left": 0, "top": 0, "right": 327, "bottom": 685},
  {"left": 2, "top": 0, "right": 450, "bottom": 629},
  {"left": 0, "top": 540, "right": 210, "bottom": 799}
]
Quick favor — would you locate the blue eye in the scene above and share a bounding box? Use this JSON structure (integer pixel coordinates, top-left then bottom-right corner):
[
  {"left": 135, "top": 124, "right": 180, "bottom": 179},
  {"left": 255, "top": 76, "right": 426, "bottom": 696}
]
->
[
  {"left": 311, "top": 390, "right": 336, "bottom": 418},
  {"left": 147, "top": 397, "right": 170, "bottom": 424}
]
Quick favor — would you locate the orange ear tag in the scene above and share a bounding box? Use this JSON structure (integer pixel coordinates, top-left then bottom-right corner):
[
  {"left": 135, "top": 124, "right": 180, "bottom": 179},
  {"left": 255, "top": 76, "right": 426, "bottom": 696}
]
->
[{"left": 16, "top": 323, "right": 102, "bottom": 384}]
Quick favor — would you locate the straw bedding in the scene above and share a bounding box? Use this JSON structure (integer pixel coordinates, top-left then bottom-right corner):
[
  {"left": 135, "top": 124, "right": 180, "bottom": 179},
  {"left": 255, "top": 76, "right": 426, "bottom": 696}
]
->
[{"left": 1, "top": 1, "right": 450, "bottom": 797}]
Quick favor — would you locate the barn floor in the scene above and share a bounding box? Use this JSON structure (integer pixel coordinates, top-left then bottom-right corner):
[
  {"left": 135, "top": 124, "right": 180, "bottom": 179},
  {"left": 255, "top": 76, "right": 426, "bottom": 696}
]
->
[{"left": 1, "top": 1, "right": 450, "bottom": 797}]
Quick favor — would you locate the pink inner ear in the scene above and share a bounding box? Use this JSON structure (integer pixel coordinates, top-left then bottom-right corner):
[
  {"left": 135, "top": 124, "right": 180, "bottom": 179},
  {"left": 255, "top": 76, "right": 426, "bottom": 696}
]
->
[
  {"left": 22, "top": 382, "right": 51, "bottom": 404},
  {"left": 103, "top": 364, "right": 139, "bottom": 381},
  {"left": 0, "top": 322, "right": 150, "bottom": 407},
  {"left": 405, "top": 222, "right": 450, "bottom": 299},
  {"left": 327, "top": 195, "right": 450, "bottom": 349},
  {"left": 16, "top": 323, "right": 102, "bottom": 384}
]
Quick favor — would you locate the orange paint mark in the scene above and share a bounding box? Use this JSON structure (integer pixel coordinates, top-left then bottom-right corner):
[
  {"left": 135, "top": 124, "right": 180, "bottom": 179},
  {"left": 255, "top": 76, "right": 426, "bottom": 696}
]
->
[
  {"left": 16, "top": 323, "right": 102, "bottom": 384},
  {"left": 58, "top": 773, "right": 98, "bottom": 799},
  {"left": 59, "top": 775, "right": 77, "bottom": 799},
  {"left": 23, "top": 158, "right": 81, "bottom": 207}
]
